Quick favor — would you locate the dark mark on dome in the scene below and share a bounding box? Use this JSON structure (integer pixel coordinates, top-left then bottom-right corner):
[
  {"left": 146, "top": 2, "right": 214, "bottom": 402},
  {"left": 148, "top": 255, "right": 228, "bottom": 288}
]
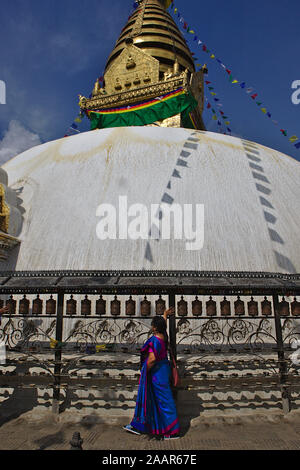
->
[
  {"left": 242, "top": 140, "right": 296, "bottom": 274},
  {"left": 143, "top": 131, "right": 199, "bottom": 267}
]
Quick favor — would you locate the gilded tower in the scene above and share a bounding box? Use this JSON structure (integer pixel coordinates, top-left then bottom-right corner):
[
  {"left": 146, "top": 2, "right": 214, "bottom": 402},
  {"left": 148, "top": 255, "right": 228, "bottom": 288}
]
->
[{"left": 79, "top": 0, "right": 205, "bottom": 130}]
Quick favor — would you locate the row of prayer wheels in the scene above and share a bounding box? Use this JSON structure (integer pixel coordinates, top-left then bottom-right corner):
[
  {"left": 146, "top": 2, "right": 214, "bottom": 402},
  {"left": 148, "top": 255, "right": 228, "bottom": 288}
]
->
[
  {"left": 0, "top": 295, "right": 56, "bottom": 315},
  {"left": 1, "top": 294, "right": 299, "bottom": 317}
]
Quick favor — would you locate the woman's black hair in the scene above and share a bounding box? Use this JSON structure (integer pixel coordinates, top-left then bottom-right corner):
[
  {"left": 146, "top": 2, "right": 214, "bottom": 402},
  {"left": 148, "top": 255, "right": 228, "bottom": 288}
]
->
[{"left": 151, "top": 316, "right": 169, "bottom": 349}]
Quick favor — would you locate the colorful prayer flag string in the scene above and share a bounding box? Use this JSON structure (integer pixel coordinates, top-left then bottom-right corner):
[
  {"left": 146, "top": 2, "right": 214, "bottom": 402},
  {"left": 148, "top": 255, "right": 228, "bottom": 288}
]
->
[
  {"left": 63, "top": 110, "right": 85, "bottom": 138},
  {"left": 203, "top": 75, "right": 233, "bottom": 135},
  {"left": 168, "top": 2, "right": 299, "bottom": 151}
]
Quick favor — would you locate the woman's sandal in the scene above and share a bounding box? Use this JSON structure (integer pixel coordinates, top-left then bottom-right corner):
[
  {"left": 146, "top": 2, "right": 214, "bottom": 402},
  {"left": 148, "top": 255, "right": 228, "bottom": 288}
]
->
[{"left": 123, "top": 424, "right": 141, "bottom": 435}]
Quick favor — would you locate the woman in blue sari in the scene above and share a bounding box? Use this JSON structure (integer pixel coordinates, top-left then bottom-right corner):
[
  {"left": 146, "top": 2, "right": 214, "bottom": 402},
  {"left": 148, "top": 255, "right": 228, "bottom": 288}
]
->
[{"left": 123, "top": 308, "right": 180, "bottom": 440}]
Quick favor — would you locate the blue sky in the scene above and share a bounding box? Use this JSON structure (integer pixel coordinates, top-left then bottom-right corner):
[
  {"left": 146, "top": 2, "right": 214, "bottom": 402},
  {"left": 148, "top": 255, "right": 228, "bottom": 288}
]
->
[{"left": 0, "top": 0, "right": 299, "bottom": 162}]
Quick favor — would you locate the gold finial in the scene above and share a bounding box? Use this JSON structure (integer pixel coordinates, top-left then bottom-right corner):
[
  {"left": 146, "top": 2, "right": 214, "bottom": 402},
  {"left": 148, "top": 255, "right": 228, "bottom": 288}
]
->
[
  {"left": 159, "top": 0, "right": 173, "bottom": 9},
  {"left": 78, "top": 94, "right": 86, "bottom": 107},
  {"left": 173, "top": 59, "right": 180, "bottom": 75},
  {"left": 92, "top": 79, "right": 100, "bottom": 96}
]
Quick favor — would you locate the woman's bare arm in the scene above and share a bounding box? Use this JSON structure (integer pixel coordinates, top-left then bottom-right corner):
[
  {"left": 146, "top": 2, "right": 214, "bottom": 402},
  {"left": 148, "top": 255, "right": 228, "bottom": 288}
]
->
[
  {"left": 147, "top": 351, "right": 156, "bottom": 370},
  {"left": 163, "top": 307, "right": 175, "bottom": 322}
]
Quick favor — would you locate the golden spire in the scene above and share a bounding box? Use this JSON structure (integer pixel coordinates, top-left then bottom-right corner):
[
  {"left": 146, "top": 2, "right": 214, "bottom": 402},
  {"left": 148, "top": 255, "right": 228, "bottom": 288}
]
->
[
  {"left": 106, "top": 0, "right": 195, "bottom": 75},
  {"left": 79, "top": 0, "right": 205, "bottom": 130}
]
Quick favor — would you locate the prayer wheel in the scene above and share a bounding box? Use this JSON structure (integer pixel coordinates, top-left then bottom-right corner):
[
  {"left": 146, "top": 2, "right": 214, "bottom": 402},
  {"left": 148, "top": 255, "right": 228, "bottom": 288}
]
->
[
  {"left": 221, "top": 297, "right": 231, "bottom": 316},
  {"left": 140, "top": 296, "right": 151, "bottom": 317},
  {"left": 6, "top": 295, "right": 16, "bottom": 315},
  {"left": 234, "top": 296, "right": 245, "bottom": 316},
  {"left": 291, "top": 298, "right": 300, "bottom": 316},
  {"left": 32, "top": 295, "right": 43, "bottom": 315},
  {"left": 96, "top": 295, "right": 106, "bottom": 316},
  {"left": 206, "top": 297, "right": 216, "bottom": 316},
  {"left": 66, "top": 295, "right": 77, "bottom": 316},
  {"left": 192, "top": 296, "right": 202, "bottom": 316},
  {"left": 126, "top": 296, "right": 136, "bottom": 316},
  {"left": 46, "top": 295, "right": 56, "bottom": 315},
  {"left": 248, "top": 297, "right": 258, "bottom": 316},
  {"left": 81, "top": 295, "right": 91, "bottom": 316},
  {"left": 279, "top": 297, "right": 290, "bottom": 316},
  {"left": 155, "top": 295, "right": 165, "bottom": 316},
  {"left": 177, "top": 296, "right": 188, "bottom": 317},
  {"left": 111, "top": 296, "right": 121, "bottom": 316},
  {"left": 261, "top": 297, "right": 272, "bottom": 316},
  {"left": 19, "top": 295, "right": 30, "bottom": 315}
]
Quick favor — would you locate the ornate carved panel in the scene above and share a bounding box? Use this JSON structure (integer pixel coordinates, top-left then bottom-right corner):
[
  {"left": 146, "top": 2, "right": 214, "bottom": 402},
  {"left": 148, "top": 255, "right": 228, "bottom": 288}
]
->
[{"left": 104, "top": 45, "right": 160, "bottom": 95}]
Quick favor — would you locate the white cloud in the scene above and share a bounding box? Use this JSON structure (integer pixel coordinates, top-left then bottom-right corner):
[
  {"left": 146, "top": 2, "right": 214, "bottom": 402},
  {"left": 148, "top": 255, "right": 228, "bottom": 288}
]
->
[{"left": 0, "top": 120, "right": 41, "bottom": 165}]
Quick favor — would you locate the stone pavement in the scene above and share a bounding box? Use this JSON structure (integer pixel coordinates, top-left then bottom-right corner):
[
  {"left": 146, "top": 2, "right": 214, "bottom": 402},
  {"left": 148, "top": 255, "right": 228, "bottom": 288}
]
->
[{"left": 1, "top": 409, "right": 300, "bottom": 450}]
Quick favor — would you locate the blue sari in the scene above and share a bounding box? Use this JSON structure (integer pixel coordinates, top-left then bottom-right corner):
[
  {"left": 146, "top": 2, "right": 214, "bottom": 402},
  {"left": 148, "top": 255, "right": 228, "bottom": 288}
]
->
[{"left": 130, "top": 335, "right": 180, "bottom": 436}]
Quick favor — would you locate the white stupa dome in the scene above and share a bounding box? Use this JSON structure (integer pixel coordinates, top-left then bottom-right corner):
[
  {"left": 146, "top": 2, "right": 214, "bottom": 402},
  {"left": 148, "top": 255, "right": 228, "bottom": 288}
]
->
[{"left": 1, "top": 126, "right": 299, "bottom": 273}]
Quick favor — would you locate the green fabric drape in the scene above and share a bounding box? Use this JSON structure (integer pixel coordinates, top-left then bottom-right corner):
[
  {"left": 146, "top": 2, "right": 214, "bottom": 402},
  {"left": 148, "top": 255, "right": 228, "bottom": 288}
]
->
[{"left": 88, "top": 92, "right": 198, "bottom": 130}]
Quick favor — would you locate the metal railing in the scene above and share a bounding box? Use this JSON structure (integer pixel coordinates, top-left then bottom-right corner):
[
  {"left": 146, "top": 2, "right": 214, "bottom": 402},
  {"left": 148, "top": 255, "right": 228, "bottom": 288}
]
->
[{"left": 0, "top": 270, "right": 299, "bottom": 415}]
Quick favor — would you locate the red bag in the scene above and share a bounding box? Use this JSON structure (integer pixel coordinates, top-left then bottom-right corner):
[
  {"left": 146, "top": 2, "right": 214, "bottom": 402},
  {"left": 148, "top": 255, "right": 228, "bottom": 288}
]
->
[{"left": 169, "top": 349, "right": 180, "bottom": 387}]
